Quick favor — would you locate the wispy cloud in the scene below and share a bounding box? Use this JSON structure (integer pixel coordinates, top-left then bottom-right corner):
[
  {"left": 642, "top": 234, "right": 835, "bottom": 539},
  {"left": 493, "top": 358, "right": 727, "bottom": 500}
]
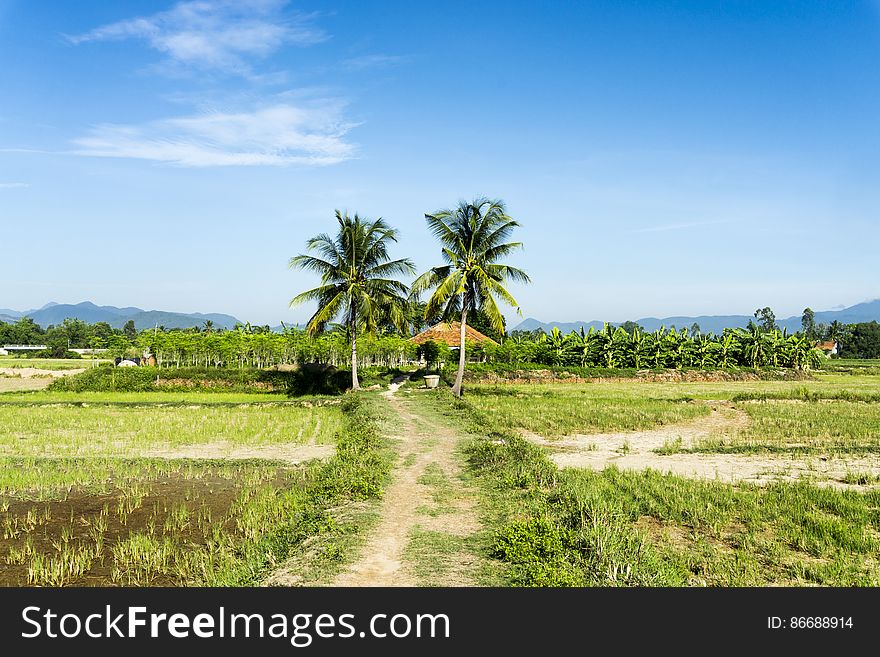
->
[
  {"left": 342, "top": 54, "right": 405, "bottom": 71},
  {"left": 67, "top": 0, "right": 325, "bottom": 75},
  {"left": 70, "top": 102, "right": 357, "bottom": 167},
  {"left": 628, "top": 219, "right": 736, "bottom": 234},
  {"left": 0, "top": 182, "right": 29, "bottom": 189}
]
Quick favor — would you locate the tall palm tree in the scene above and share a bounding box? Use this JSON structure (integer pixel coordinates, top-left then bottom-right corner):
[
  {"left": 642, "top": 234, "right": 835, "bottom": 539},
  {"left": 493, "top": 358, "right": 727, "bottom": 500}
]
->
[
  {"left": 412, "top": 198, "right": 529, "bottom": 397},
  {"left": 289, "top": 211, "right": 415, "bottom": 390}
]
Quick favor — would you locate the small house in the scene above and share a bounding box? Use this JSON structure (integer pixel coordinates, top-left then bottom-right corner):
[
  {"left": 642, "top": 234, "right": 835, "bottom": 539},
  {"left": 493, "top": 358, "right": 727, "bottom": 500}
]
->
[{"left": 816, "top": 341, "right": 838, "bottom": 357}]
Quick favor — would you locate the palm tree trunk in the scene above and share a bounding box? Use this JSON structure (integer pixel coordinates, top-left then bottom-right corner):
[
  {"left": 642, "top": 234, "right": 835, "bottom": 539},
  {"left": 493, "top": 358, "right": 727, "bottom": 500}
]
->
[
  {"left": 452, "top": 306, "right": 468, "bottom": 398},
  {"left": 350, "top": 315, "right": 360, "bottom": 391}
]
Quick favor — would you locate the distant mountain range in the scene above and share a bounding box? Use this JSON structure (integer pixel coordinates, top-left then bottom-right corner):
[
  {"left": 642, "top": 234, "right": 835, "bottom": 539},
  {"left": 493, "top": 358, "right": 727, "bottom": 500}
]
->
[
  {"left": 5, "top": 298, "right": 878, "bottom": 335},
  {"left": 0, "top": 301, "right": 242, "bottom": 331},
  {"left": 513, "top": 299, "right": 880, "bottom": 335}
]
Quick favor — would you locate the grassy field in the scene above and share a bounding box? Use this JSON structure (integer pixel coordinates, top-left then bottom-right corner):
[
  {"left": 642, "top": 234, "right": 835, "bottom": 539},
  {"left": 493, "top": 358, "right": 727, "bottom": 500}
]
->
[
  {"left": 463, "top": 385, "right": 709, "bottom": 436},
  {"left": 420, "top": 368, "right": 880, "bottom": 586},
  {"left": 463, "top": 375, "right": 880, "bottom": 450},
  {"left": 693, "top": 401, "right": 880, "bottom": 455},
  {"left": 0, "top": 393, "right": 342, "bottom": 458},
  {"left": 0, "top": 390, "right": 333, "bottom": 404},
  {"left": 6, "top": 361, "right": 880, "bottom": 587},
  {"left": 0, "top": 376, "right": 391, "bottom": 586}
]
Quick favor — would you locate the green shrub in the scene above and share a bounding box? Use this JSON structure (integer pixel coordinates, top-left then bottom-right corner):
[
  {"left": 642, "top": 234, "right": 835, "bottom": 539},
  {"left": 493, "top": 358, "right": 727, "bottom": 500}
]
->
[
  {"left": 28, "top": 349, "right": 82, "bottom": 360},
  {"left": 270, "top": 365, "right": 350, "bottom": 396},
  {"left": 48, "top": 364, "right": 359, "bottom": 395},
  {"left": 49, "top": 365, "right": 156, "bottom": 392}
]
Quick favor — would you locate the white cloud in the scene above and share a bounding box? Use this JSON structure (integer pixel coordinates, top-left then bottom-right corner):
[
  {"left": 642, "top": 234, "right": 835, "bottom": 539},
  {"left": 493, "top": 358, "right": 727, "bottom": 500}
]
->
[
  {"left": 67, "top": 0, "right": 324, "bottom": 74},
  {"left": 0, "top": 182, "right": 29, "bottom": 188},
  {"left": 70, "top": 102, "right": 357, "bottom": 167}
]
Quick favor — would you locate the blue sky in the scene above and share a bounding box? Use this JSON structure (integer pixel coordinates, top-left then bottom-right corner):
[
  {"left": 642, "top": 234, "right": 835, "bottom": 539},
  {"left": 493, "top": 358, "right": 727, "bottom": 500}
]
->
[{"left": 1, "top": 0, "right": 878, "bottom": 326}]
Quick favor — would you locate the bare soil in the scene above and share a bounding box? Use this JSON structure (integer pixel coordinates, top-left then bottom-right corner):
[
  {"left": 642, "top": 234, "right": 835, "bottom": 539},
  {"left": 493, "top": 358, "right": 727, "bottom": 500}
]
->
[
  {"left": 526, "top": 400, "right": 880, "bottom": 489},
  {"left": 0, "top": 367, "right": 85, "bottom": 379},
  {"left": 0, "top": 377, "right": 54, "bottom": 392},
  {"left": 0, "top": 367, "right": 84, "bottom": 392}
]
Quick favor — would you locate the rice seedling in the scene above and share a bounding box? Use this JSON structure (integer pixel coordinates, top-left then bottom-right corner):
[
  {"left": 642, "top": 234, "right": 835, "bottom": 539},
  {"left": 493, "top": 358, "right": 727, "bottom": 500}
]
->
[
  {"left": 690, "top": 401, "right": 880, "bottom": 455},
  {"left": 111, "top": 534, "right": 176, "bottom": 585},
  {"left": 27, "top": 543, "right": 96, "bottom": 586},
  {"left": 462, "top": 384, "right": 708, "bottom": 436},
  {"left": 163, "top": 503, "right": 191, "bottom": 533},
  {"left": 6, "top": 538, "right": 35, "bottom": 565}
]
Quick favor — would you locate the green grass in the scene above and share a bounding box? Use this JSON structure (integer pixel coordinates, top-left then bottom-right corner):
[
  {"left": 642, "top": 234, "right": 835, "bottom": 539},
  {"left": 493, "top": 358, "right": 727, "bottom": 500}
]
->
[
  {"left": 820, "top": 359, "right": 880, "bottom": 376},
  {"left": 463, "top": 384, "right": 708, "bottom": 436},
  {"left": 403, "top": 528, "right": 487, "bottom": 586},
  {"left": 423, "top": 388, "right": 880, "bottom": 586},
  {"left": 692, "top": 400, "right": 880, "bottom": 455},
  {"left": 416, "top": 463, "right": 459, "bottom": 517},
  {"left": 0, "top": 400, "right": 342, "bottom": 458},
  {"left": 0, "top": 389, "right": 333, "bottom": 405},
  {"left": 45, "top": 365, "right": 414, "bottom": 396}
]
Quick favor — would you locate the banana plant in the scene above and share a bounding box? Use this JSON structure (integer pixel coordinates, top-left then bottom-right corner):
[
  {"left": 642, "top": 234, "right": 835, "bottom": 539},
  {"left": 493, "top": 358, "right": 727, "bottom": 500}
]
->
[
  {"left": 630, "top": 327, "right": 645, "bottom": 368},
  {"left": 718, "top": 331, "right": 738, "bottom": 368}
]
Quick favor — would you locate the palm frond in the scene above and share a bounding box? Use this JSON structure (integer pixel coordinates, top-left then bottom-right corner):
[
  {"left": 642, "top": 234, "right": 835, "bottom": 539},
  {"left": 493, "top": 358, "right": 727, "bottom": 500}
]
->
[
  {"left": 484, "top": 263, "right": 531, "bottom": 284},
  {"left": 289, "top": 283, "right": 342, "bottom": 308},
  {"left": 289, "top": 254, "right": 338, "bottom": 278},
  {"left": 305, "top": 290, "right": 346, "bottom": 335},
  {"left": 364, "top": 257, "right": 416, "bottom": 279},
  {"left": 480, "top": 241, "right": 522, "bottom": 263}
]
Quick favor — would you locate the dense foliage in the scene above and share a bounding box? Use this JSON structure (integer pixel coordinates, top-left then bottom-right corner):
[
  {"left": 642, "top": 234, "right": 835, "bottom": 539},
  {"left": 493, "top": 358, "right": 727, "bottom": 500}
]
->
[
  {"left": 475, "top": 324, "right": 825, "bottom": 370},
  {"left": 0, "top": 317, "right": 126, "bottom": 357},
  {"left": 137, "top": 327, "right": 416, "bottom": 369},
  {"left": 838, "top": 321, "right": 880, "bottom": 359}
]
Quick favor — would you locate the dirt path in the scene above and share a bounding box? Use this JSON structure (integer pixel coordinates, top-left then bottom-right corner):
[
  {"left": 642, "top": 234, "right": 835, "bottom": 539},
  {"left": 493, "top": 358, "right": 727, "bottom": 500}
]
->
[
  {"left": 330, "top": 380, "right": 482, "bottom": 586},
  {"left": 526, "top": 401, "right": 880, "bottom": 489}
]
